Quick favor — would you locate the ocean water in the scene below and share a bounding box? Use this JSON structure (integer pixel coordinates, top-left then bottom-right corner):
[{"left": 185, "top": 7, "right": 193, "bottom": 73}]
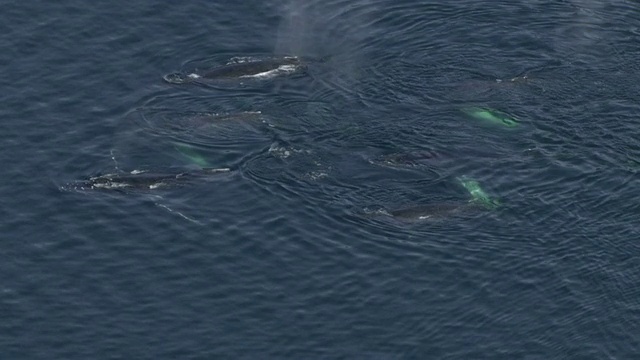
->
[{"left": 1, "top": 0, "right": 639, "bottom": 358}]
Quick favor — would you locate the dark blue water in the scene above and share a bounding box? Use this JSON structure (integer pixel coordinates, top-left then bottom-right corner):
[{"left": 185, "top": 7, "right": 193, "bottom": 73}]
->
[{"left": 2, "top": 0, "right": 640, "bottom": 358}]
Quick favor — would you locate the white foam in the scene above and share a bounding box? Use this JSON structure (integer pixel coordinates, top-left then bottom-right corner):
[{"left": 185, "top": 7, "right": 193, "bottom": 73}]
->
[
  {"left": 149, "top": 182, "right": 166, "bottom": 189},
  {"left": 206, "top": 168, "right": 231, "bottom": 173}
]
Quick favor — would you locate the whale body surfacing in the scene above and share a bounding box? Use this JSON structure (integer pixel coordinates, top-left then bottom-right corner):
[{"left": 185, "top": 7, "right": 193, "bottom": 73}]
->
[
  {"left": 362, "top": 202, "right": 488, "bottom": 224},
  {"left": 201, "top": 57, "right": 302, "bottom": 79},
  {"left": 163, "top": 56, "right": 304, "bottom": 84},
  {"left": 64, "top": 168, "right": 231, "bottom": 192},
  {"left": 388, "top": 202, "right": 486, "bottom": 221}
]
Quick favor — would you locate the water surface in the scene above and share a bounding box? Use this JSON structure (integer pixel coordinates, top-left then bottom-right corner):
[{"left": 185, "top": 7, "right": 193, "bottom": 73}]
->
[{"left": 1, "top": 0, "right": 639, "bottom": 358}]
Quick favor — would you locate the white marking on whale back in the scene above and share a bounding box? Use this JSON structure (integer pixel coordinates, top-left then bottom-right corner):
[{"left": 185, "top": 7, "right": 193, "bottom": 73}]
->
[
  {"left": 92, "top": 182, "right": 131, "bottom": 189},
  {"left": 240, "top": 64, "right": 300, "bottom": 79}
]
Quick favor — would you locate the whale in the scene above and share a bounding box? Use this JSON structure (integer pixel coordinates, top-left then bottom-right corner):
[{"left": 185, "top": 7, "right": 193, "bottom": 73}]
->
[
  {"left": 360, "top": 202, "right": 486, "bottom": 223},
  {"left": 65, "top": 167, "right": 231, "bottom": 192},
  {"left": 200, "top": 57, "right": 302, "bottom": 79},
  {"left": 367, "top": 148, "right": 502, "bottom": 170},
  {"left": 363, "top": 177, "right": 500, "bottom": 222},
  {"left": 385, "top": 202, "right": 487, "bottom": 222},
  {"left": 368, "top": 150, "right": 451, "bottom": 169},
  {"left": 163, "top": 56, "right": 305, "bottom": 84}
]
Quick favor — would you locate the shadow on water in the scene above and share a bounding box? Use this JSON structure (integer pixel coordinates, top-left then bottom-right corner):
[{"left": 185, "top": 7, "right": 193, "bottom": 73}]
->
[
  {"left": 133, "top": 108, "right": 271, "bottom": 144},
  {"left": 115, "top": 103, "right": 285, "bottom": 174}
]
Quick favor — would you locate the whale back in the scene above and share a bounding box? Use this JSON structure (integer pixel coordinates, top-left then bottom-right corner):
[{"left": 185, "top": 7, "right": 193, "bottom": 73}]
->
[{"left": 202, "top": 57, "right": 302, "bottom": 79}]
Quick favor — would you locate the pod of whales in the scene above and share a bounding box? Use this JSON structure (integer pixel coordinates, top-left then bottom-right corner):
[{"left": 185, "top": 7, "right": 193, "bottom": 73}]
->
[{"left": 66, "top": 51, "right": 514, "bottom": 226}]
